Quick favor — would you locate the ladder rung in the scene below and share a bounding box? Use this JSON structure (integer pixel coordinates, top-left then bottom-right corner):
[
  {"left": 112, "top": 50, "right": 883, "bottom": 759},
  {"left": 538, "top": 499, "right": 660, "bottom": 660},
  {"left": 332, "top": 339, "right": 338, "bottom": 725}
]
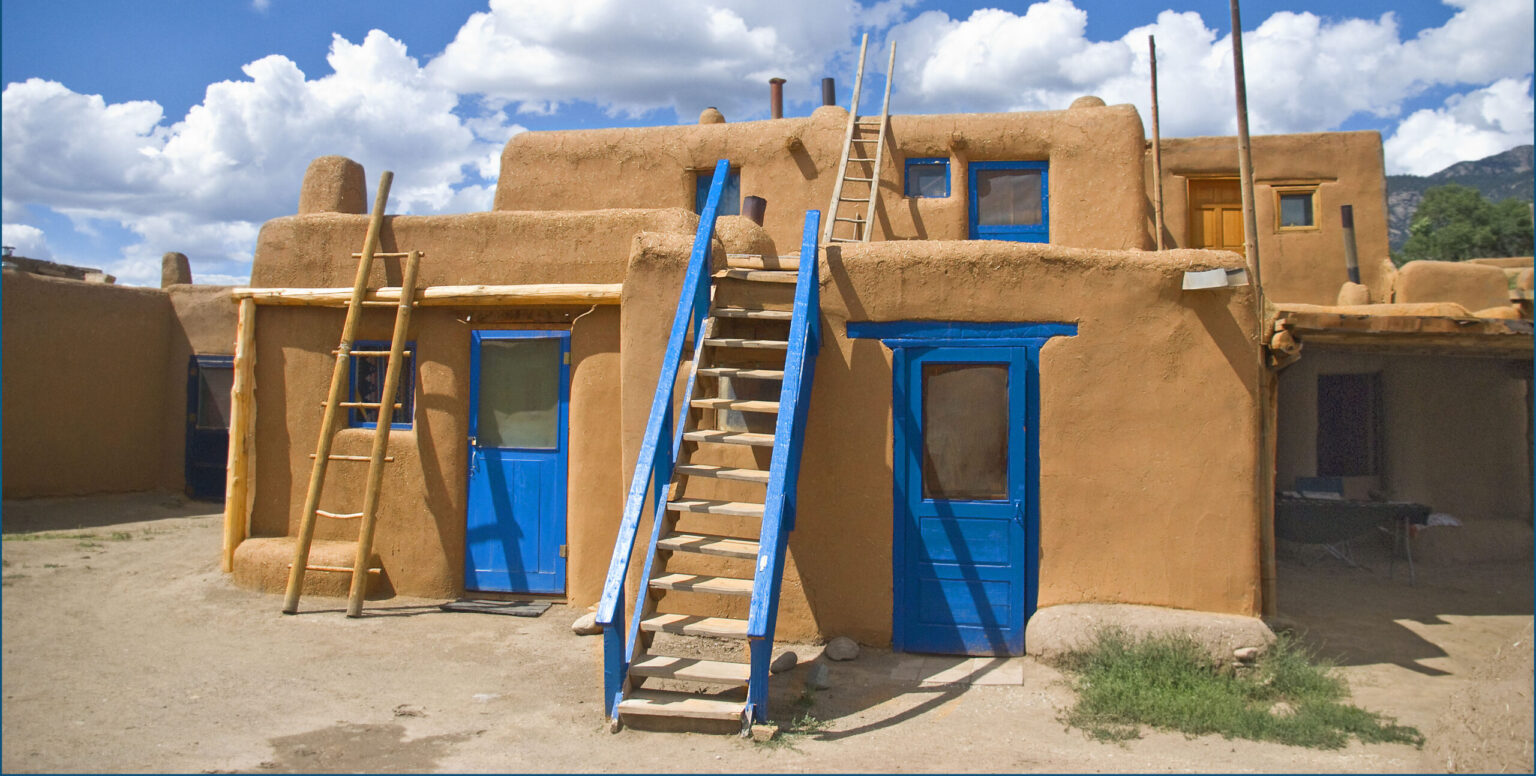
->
[
  {"left": 838, "top": 197, "right": 866, "bottom": 202},
  {"left": 713, "top": 268, "right": 798, "bottom": 283},
  {"left": 849, "top": 137, "right": 876, "bottom": 143},
  {"left": 702, "top": 337, "right": 789, "bottom": 350},
  {"left": 629, "top": 655, "right": 751, "bottom": 684},
  {"left": 828, "top": 237, "right": 860, "bottom": 242},
  {"left": 697, "top": 367, "right": 784, "bottom": 380},
  {"left": 650, "top": 573, "right": 754, "bottom": 596},
  {"left": 682, "top": 429, "right": 775, "bottom": 447},
  {"left": 658, "top": 532, "right": 760, "bottom": 558},
  {"left": 640, "top": 613, "right": 750, "bottom": 639},
  {"left": 844, "top": 176, "right": 874, "bottom": 183},
  {"left": 288, "top": 563, "right": 382, "bottom": 574},
  {"left": 342, "top": 350, "right": 413, "bottom": 357},
  {"left": 691, "top": 398, "right": 780, "bottom": 413},
  {"left": 351, "top": 252, "right": 416, "bottom": 258},
  {"left": 856, "top": 119, "right": 884, "bottom": 126},
  {"left": 344, "top": 300, "right": 401, "bottom": 308},
  {"left": 848, "top": 158, "right": 876, "bottom": 163},
  {"left": 667, "top": 498, "right": 765, "bottom": 517},
  {"left": 310, "top": 454, "right": 396, "bottom": 462},
  {"left": 711, "top": 307, "right": 793, "bottom": 321},
  {"left": 330, "top": 401, "right": 403, "bottom": 409},
  {"left": 315, "top": 509, "right": 364, "bottom": 520},
  {"left": 834, "top": 217, "right": 865, "bottom": 224},
  {"left": 674, "top": 464, "right": 771, "bottom": 484}
]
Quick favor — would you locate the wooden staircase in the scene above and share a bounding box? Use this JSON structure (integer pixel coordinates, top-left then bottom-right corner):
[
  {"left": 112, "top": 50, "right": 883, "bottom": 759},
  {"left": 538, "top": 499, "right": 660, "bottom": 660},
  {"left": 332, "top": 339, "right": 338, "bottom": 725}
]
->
[
  {"left": 824, "top": 34, "right": 896, "bottom": 245},
  {"left": 598, "top": 161, "right": 822, "bottom": 733}
]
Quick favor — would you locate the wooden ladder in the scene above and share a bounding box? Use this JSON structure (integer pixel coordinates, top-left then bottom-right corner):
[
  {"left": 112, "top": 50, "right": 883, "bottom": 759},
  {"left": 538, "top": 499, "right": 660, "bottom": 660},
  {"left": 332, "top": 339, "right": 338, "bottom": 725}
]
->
[
  {"left": 281, "top": 170, "right": 422, "bottom": 618},
  {"left": 613, "top": 251, "right": 802, "bottom": 730},
  {"left": 824, "top": 33, "right": 896, "bottom": 245}
]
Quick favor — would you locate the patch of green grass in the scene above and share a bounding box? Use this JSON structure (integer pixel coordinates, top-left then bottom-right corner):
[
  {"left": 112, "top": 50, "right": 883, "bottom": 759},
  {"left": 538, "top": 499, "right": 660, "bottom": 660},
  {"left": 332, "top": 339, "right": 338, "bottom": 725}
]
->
[
  {"left": 1055, "top": 628, "right": 1423, "bottom": 750},
  {"left": 2, "top": 532, "right": 97, "bottom": 542},
  {"left": 1, "top": 574, "right": 25, "bottom": 586},
  {"left": 756, "top": 688, "right": 830, "bottom": 749},
  {"left": 108, "top": 531, "right": 133, "bottom": 541}
]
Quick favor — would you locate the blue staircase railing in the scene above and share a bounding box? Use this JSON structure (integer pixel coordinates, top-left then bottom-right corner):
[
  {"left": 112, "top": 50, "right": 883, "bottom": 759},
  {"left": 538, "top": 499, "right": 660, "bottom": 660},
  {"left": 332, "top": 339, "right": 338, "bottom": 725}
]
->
[
  {"left": 746, "top": 209, "right": 821, "bottom": 723},
  {"left": 598, "top": 159, "right": 730, "bottom": 717}
]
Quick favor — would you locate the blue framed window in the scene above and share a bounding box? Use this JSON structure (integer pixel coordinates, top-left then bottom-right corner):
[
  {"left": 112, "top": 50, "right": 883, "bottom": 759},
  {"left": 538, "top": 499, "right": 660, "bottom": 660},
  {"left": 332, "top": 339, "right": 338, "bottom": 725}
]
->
[
  {"left": 695, "top": 165, "right": 741, "bottom": 216},
  {"left": 968, "top": 161, "right": 1048, "bottom": 243},
  {"left": 905, "top": 157, "right": 950, "bottom": 198},
  {"left": 350, "top": 341, "right": 415, "bottom": 429}
]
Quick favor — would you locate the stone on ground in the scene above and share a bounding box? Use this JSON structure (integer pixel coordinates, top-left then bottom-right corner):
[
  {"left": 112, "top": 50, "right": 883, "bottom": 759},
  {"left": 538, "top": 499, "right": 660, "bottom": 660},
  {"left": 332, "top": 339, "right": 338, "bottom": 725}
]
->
[
  {"left": 824, "top": 636, "right": 860, "bottom": 661},
  {"left": 571, "top": 611, "right": 602, "bottom": 636},
  {"left": 770, "top": 651, "right": 798, "bottom": 673}
]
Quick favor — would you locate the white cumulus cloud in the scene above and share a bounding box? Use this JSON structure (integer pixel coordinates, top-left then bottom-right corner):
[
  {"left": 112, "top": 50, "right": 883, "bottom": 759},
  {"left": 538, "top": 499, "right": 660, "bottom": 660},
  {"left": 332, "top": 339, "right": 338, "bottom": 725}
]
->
[
  {"left": 1384, "top": 77, "right": 1535, "bottom": 175},
  {"left": 2, "top": 223, "right": 53, "bottom": 260},
  {"left": 2, "top": 30, "right": 523, "bottom": 286}
]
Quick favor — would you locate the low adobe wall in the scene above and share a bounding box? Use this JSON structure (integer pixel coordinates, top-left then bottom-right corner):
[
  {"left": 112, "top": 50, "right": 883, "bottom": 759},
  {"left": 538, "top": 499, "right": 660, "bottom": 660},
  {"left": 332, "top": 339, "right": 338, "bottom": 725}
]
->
[
  {"left": 619, "top": 234, "right": 1264, "bottom": 643},
  {"left": 1154, "top": 132, "right": 1391, "bottom": 306},
  {"left": 496, "top": 103, "right": 1150, "bottom": 253},
  {"left": 3, "top": 271, "right": 173, "bottom": 497},
  {"left": 1394, "top": 260, "right": 1512, "bottom": 312}
]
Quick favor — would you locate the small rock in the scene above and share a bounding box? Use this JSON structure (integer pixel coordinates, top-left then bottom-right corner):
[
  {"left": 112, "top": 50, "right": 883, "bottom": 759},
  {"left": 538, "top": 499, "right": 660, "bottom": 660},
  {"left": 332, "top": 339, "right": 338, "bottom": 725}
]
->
[
  {"left": 806, "top": 663, "right": 832, "bottom": 690},
  {"left": 824, "top": 636, "right": 860, "bottom": 661},
  {"left": 571, "top": 611, "right": 603, "bottom": 636},
  {"left": 393, "top": 704, "right": 424, "bottom": 718},
  {"left": 1233, "top": 646, "right": 1261, "bottom": 662},
  {"left": 770, "top": 651, "right": 798, "bottom": 674},
  {"left": 750, "top": 723, "right": 780, "bottom": 742}
]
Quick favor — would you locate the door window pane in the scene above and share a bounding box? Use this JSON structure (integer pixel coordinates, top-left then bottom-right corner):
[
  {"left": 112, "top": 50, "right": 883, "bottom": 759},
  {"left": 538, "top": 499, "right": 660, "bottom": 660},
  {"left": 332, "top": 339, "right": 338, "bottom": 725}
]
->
[
  {"left": 478, "top": 338, "right": 561, "bottom": 449},
  {"left": 695, "top": 166, "right": 741, "bottom": 216},
  {"left": 922, "top": 363, "right": 1008, "bottom": 500},
  {"left": 196, "top": 367, "right": 233, "bottom": 429},
  {"left": 975, "top": 170, "right": 1042, "bottom": 226}
]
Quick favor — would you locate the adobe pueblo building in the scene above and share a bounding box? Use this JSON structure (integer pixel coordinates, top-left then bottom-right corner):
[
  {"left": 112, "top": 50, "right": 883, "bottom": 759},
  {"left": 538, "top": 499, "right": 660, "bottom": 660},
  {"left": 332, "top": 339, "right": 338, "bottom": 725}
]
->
[{"left": 219, "top": 77, "right": 1531, "bottom": 730}]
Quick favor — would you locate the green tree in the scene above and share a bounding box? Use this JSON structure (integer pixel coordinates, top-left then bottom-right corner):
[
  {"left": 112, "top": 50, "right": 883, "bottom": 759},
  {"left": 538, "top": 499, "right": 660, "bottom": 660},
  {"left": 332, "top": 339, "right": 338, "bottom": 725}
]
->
[{"left": 1396, "top": 183, "right": 1534, "bottom": 265}]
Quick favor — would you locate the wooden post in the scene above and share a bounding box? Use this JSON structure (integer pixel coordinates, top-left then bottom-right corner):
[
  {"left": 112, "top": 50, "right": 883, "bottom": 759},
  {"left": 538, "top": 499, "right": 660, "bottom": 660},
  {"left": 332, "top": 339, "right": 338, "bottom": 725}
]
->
[
  {"left": 1149, "top": 35, "right": 1167, "bottom": 251},
  {"left": 222, "top": 296, "right": 256, "bottom": 572},
  {"left": 283, "top": 170, "right": 394, "bottom": 614},
  {"left": 1229, "top": 0, "right": 1276, "bottom": 619}
]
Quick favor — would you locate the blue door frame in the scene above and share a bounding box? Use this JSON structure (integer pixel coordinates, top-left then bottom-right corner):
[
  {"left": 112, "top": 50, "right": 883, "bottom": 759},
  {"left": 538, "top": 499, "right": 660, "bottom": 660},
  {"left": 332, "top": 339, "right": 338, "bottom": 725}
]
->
[
  {"left": 465, "top": 330, "right": 570, "bottom": 594},
  {"left": 968, "top": 160, "right": 1049, "bottom": 243},
  {"left": 849, "top": 322, "right": 1075, "bottom": 656}
]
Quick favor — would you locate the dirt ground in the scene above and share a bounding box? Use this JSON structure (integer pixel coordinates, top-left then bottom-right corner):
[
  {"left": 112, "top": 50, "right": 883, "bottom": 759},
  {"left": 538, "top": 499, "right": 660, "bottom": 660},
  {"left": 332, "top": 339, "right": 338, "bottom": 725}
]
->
[{"left": 2, "top": 493, "right": 1531, "bottom": 773}]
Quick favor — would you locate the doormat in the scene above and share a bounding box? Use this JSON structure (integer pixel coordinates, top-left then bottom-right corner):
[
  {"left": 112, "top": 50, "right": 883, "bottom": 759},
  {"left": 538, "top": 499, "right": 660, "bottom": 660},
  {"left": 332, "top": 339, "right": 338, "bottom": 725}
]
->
[{"left": 440, "top": 599, "right": 552, "bottom": 617}]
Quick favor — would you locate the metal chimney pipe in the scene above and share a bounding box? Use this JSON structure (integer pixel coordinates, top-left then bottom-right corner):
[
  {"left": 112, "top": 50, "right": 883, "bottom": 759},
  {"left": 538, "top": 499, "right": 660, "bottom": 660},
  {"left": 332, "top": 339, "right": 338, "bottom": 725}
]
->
[
  {"left": 821, "top": 77, "right": 836, "bottom": 106},
  {"left": 743, "top": 196, "right": 767, "bottom": 226},
  {"left": 769, "top": 78, "right": 786, "bottom": 119},
  {"left": 1340, "top": 205, "right": 1361, "bottom": 284}
]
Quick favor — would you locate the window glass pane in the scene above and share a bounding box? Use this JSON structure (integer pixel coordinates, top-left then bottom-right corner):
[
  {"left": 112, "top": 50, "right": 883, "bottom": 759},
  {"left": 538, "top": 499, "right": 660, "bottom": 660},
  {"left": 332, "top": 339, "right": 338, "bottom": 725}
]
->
[
  {"left": 1280, "top": 193, "right": 1314, "bottom": 227},
  {"left": 975, "top": 169, "right": 1042, "bottom": 226},
  {"left": 922, "top": 363, "right": 1008, "bottom": 500},
  {"left": 477, "top": 338, "right": 561, "bottom": 449},
  {"left": 696, "top": 168, "right": 741, "bottom": 216},
  {"left": 354, "top": 352, "right": 413, "bottom": 426},
  {"left": 196, "top": 367, "right": 234, "bottom": 429},
  {"left": 906, "top": 162, "right": 948, "bottom": 198}
]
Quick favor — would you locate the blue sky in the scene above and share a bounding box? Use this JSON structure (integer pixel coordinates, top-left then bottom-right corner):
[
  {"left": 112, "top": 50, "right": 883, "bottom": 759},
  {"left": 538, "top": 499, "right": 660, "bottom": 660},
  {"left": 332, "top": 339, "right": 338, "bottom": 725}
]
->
[{"left": 2, "top": 0, "right": 1531, "bottom": 285}]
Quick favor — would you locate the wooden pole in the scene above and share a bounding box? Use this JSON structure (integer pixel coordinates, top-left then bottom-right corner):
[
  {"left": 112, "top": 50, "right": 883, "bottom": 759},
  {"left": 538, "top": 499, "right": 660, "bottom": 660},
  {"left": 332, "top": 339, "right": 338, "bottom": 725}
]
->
[
  {"left": 232, "top": 283, "right": 623, "bottom": 307},
  {"left": 221, "top": 297, "right": 256, "bottom": 572},
  {"left": 346, "top": 249, "right": 421, "bottom": 617},
  {"left": 1149, "top": 35, "right": 1167, "bottom": 251},
  {"left": 283, "top": 170, "right": 394, "bottom": 614},
  {"left": 1229, "top": 0, "right": 1276, "bottom": 619}
]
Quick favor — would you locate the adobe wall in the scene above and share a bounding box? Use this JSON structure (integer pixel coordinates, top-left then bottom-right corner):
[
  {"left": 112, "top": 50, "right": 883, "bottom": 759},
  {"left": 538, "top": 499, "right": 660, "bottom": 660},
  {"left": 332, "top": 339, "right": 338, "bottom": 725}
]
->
[
  {"left": 1276, "top": 349, "right": 1533, "bottom": 527},
  {"left": 496, "top": 103, "right": 1150, "bottom": 252},
  {"left": 2, "top": 271, "right": 173, "bottom": 497},
  {"left": 240, "top": 208, "right": 692, "bottom": 602},
  {"left": 1154, "top": 132, "right": 1391, "bottom": 306},
  {"left": 1394, "top": 260, "right": 1511, "bottom": 312},
  {"left": 159, "top": 285, "right": 238, "bottom": 494},
  {"left": 620, "top": 234, "right": 1264, "bottom": 644}
]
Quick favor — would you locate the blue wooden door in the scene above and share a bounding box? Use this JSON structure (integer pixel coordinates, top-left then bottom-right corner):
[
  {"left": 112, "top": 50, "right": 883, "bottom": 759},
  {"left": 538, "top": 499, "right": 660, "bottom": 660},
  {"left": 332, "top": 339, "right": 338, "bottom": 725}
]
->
[
  {"left": 466, "top": 330, "right": 570, "bottom": 594},
  {"left": 894, "top": 345, "right": 1035, "bottom": 655},
  {"left": 185, "top": 355, "right": 233, "bottom": 502}
]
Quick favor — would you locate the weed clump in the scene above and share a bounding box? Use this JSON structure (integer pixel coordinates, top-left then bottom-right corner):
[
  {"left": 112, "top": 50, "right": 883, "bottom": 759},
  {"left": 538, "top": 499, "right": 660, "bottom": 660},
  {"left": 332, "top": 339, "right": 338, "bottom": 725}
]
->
[{"left": 1055, "top": 628, "right": 1422, "bottom": 749}]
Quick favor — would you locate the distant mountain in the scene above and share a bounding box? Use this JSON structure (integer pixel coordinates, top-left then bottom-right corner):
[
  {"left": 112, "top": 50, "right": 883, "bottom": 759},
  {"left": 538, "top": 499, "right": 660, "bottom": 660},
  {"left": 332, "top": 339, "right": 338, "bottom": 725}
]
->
[{"left": 1386, "top": 144, "right": 1534, "bottom": 251}]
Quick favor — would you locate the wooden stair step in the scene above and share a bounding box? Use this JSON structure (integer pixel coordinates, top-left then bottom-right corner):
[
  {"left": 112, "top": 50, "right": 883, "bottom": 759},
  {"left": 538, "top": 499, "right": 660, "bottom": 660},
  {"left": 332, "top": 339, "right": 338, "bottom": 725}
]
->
[
  {"left": 725, "top": 255, "right": 800, "bottom": 271},
  {"left": 713, "top": 268, "right": 798, "bottom": 284},
  {"left": 697, "top": 367, "right": 784, "bottom": 381},
  {"left": 657, "top": 532, "right": 760, "bottom": 559},
  {"left": 650, "top": 573, "right": 753, "bottom": 596},
  {"left": 703, "top": 337, "right": 788, "bottom": 350},
  {"left": 673, "top": 464, "right": 770, "bottom": 484},
  {"left": 617, "top": 688, "right": 745, "bottom": 721},
  {"left": 641, "top": 613, "right": 750, "bottom": 639},
  {"left": 683, "top": 429, "right": 775, "bottom": 447},
  {"left": 690, "top": 398, "right": 779, "bottom": 413},
  {"left": 666, "top": 499, "right": 765, "bottom": 517},
  {"left": 711, "top": 307, "right": 793, "bottom": 321},
  {"left": 630, "top": 655, "right": 750, "bottom": 684}
]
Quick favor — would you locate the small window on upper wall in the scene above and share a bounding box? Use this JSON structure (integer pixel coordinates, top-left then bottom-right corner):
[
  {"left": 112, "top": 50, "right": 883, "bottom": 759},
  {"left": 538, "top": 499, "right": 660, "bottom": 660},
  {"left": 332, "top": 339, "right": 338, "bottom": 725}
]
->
[
  {"left": 350, "top": 341, "right": 415, "bottom": 429},
  {"left": 1275, "top": 187, "right": 1318, "bottom": 231},
  {"left": 695, "top": 166, "right": 741, "bottom": 216},
  {"left": 905, "top": 158, "right": 950, "bottom": 198}
]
